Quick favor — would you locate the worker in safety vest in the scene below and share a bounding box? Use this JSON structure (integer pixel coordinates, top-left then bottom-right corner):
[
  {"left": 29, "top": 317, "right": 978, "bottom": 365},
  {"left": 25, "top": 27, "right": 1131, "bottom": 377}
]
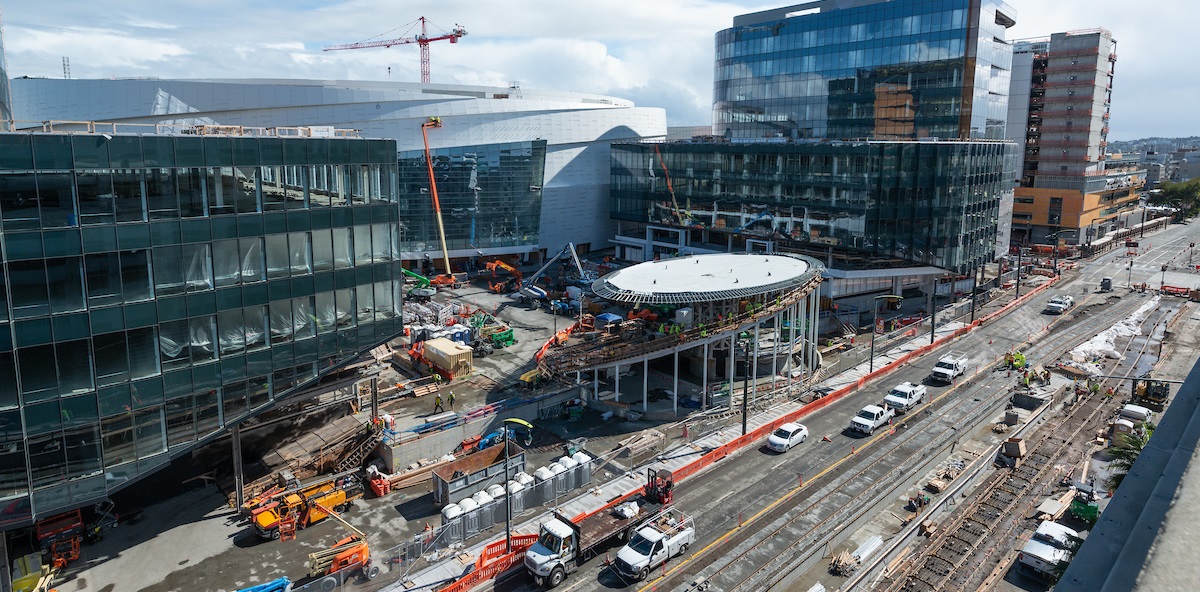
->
[{"left": 433, "top": 394, "right": 444, "bottom": 413}]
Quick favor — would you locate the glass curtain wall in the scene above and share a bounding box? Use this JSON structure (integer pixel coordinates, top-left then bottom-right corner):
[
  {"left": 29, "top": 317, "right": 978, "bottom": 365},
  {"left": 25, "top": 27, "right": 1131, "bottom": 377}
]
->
[
  {"left": 0, "top": 133, "right": 401, "bottom": 527},
  {"left": 714, "top": 0, "right": 1015, "bottom": 140},
  {"left": 396, "top": 141, "right": 546, "bottom": 255},
  {"left": 611, "top": 140, "right": 1016, "bottom": 272}
]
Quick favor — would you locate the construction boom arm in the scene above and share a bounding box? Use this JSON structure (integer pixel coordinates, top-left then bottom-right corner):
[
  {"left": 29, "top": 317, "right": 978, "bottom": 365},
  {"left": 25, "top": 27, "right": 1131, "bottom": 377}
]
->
[
  {"left": 402, "top": 267, "right": 431, "bottom": 289},
  {"left": 736, "top": 209, "right": 773, "bottom": 232},
  {"left": 653, "top": 143, "right": 687, "bottom": 225},
  {"left": 522, "top": 243, "right": 584, "bottom": 290},
  {"left": 420, "top": 117, "right": 454, "bottom": 276},
  {"left": 310, "top": 502, "right": 366, "bottom": 540}
]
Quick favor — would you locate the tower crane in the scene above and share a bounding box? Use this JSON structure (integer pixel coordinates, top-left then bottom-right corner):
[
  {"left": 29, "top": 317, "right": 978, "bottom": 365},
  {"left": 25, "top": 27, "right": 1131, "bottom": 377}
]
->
[{"left": 324, "top": 16, "right": 466, "bottom": 84}]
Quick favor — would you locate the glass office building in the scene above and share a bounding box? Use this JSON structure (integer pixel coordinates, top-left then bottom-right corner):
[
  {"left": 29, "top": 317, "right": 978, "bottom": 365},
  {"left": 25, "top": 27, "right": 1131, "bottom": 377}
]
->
[
  {"left": 714, "top": 0, "right": 1016, "bottom": 141},
  {"left": 397, "top": 141, "right": 546, "bottom": 262},
  {"left": 0, "top": 130, "right": 402, "bottom": 528},
  {"left": 611, "top": 140, "right": 1017, "bottom": 272}
]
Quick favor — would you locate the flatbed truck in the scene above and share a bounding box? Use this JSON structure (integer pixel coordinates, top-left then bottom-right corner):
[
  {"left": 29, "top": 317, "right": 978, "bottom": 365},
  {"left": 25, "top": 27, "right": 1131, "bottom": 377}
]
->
[{"left": 524, "top": 469, "right": 674, "bottom": 588}]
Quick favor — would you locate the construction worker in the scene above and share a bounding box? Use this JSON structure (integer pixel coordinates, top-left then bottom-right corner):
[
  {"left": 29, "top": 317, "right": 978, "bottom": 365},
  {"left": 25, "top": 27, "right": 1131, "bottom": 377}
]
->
[
  {"left": 433, "top": 393, "right": 444, "bottom": 413},
  {"left": 448, "top": 391, "right": 456, "bottom": 410}
]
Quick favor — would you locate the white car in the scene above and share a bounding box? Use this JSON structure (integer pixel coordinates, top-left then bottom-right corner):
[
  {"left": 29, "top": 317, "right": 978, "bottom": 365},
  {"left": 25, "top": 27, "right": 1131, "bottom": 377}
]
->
[{"left": 767, "top": 422, "right": 809, "bottom": 452}]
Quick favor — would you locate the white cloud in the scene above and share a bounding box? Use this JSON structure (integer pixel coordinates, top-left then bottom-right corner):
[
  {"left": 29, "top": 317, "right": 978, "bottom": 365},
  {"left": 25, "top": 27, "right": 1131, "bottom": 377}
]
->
[{"left": 0, "top": 0, "right": 1190, "bottom": 137}]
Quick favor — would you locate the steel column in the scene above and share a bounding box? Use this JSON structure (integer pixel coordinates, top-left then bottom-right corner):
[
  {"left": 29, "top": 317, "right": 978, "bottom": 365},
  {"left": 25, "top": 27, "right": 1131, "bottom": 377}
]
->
[{"left": 232, "top": 423, "right": 245, "bottom": 509}]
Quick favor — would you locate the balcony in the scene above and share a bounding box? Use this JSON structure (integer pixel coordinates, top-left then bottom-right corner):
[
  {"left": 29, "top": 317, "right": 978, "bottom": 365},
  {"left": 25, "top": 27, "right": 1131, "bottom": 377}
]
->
[{"left": 1043, "top": 79, "right": 1092, "bottom": 88}]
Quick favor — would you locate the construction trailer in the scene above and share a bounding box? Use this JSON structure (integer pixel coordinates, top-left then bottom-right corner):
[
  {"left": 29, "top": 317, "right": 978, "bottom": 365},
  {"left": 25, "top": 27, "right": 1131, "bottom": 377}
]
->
[
  {"left": 432, "top": 440, "right": 525, "bottom": 506},
  {"left": 421, "top": 337, "right": 474, "bottom": 380}
]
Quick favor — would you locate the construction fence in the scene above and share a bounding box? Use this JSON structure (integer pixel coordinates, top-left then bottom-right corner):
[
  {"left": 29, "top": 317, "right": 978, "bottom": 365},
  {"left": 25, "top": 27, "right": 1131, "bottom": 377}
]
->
[{"left": 378, "top": 460, "right": 592, "bottom": 580}]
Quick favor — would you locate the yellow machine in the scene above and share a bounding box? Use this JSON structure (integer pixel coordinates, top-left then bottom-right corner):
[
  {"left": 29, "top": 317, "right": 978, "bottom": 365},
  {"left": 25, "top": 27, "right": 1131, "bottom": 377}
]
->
[{"left": 253, "top": 476, "right": 363, "bottom": 539}]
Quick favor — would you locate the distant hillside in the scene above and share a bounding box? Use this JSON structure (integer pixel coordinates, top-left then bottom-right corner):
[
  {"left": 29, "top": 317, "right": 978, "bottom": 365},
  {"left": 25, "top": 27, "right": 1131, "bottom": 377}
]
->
[{"left": 1109, "top": 137, "right": 1200, "bottom": 153}]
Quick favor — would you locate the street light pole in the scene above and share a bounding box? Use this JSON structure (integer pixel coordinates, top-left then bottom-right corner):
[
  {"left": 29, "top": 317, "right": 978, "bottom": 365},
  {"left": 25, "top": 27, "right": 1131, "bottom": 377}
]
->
[
  {"left": 501, "top": 417, "right": 533, "bottom": 553},
  {"left": 869, "top": 294, "right": 903, "bottom": 373},
  {"left": 1127, "top": 260, "right": 1133, "bottom": 290}
]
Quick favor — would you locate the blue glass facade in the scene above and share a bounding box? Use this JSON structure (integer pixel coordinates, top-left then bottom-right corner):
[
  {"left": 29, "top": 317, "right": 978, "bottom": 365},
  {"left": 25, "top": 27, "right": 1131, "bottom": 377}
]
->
[
  {"left": 397, "top": 141, "right": 546, "bottom": 258},
  {"left": 714, "top": 0, "right": 1016, "bottom": 140},
  {"left": 611, "top": 140, "right": 1017, "bottom": 272},
  {"left": 0, "top": 132, "right": 402, "bottom": 528}
]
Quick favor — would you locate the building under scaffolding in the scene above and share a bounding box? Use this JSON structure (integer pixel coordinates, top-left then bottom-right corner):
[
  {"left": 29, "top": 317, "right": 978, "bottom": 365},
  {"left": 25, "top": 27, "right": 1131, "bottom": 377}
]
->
[{"left": 538, "top": 252, "right": 825, "bottom": 414}]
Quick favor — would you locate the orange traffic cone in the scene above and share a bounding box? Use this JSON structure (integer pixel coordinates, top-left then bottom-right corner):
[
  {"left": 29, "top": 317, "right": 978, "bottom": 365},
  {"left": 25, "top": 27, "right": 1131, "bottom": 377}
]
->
[{"left": 822, "top": 435, "right": 832, "bottom": 442}]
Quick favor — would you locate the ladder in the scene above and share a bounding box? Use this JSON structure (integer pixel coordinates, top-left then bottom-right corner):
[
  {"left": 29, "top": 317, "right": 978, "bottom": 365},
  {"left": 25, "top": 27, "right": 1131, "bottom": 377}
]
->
[{"left": 336, "top": 425, "right": 385, "bottom": 473}]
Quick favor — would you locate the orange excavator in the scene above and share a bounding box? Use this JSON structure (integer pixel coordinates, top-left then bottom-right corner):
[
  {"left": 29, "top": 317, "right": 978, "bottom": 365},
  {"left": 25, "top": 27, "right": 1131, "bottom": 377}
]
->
[{"left": 485, "top": 260, "right": 523, "bottom": 293}]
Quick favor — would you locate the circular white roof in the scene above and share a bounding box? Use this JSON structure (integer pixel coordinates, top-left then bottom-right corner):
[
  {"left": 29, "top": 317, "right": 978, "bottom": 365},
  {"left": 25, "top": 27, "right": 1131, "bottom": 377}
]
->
[{"left": 592, "top": 253, "right": 822, "bottom": 305}]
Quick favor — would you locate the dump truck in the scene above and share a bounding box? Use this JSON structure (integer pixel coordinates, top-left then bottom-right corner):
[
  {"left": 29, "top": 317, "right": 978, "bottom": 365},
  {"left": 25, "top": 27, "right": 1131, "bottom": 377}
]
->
[
  {"left": 524, "top": 470, "right": 674, "bottom": 588},
  {"left": 612, "top": 507, "right": 695, "bottom": 581},
  {"left": 253, "top": 475, "right": 364, "bottom": 539}
]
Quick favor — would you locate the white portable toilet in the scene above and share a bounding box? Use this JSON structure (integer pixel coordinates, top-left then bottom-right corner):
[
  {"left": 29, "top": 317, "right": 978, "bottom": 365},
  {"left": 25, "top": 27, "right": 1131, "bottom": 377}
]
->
[
  {"left": 515, "top": 471, "right": 535, "bottom": 485},
  {"left": 507, "top": 480, "right": 525, "bottom": 494},
  {"left": 472, "top": 490, "right": 494, "bottom": 506},
  {"left": 572, "top": 451, "right": 593, "bottom": 465},
  {"left": 457, "top": 497, "right": 479, "bottom": 512},
  {"left": 441, "top": 503, "right": 463, "bottom": 521},
  {"left": 486, "top": 484, "right": 506, "bottom": 499}
]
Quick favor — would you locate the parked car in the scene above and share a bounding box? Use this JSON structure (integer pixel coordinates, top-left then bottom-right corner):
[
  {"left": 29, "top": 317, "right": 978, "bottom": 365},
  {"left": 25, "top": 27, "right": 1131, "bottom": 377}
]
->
[{"left": 767, "top": 423, "right": 809, "bottom": 452}]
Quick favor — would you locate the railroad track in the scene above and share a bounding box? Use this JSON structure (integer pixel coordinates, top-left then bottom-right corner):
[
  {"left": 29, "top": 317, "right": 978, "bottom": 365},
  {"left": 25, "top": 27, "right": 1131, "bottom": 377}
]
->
[
  {"left": 882, "top": 298, "right": 1179, "bottom": 592},
  {"left": 640, "top": 292, "right": 1155, "bottom": 592}
]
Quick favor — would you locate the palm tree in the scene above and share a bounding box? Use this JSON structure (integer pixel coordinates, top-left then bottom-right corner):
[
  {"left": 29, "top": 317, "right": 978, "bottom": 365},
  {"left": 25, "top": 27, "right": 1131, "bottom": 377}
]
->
[{"left": 1106, "top": 422, "right": 1155, "bottom": 491}]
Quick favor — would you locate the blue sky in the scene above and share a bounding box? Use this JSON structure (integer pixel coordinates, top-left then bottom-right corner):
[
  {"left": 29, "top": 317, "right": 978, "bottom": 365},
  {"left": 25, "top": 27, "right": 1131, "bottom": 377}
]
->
[{"left": 0, "top": 0, "right": 1187, "bottom": 140}]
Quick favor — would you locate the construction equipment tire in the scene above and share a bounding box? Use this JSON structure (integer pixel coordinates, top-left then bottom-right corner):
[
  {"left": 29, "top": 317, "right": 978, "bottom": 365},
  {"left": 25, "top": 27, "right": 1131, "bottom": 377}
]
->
[
  {"left": 319, "top": 576, "right": 337, "bottom": 591},
  {"left": 366, "top": 565, "right": 381, "bottom": 580}
]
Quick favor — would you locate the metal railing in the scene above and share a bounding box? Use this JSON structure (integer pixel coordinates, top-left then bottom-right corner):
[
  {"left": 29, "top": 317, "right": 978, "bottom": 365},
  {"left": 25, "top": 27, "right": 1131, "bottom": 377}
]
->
[{"left": 8, "top": 119, "right": 361, "bottom": 138}]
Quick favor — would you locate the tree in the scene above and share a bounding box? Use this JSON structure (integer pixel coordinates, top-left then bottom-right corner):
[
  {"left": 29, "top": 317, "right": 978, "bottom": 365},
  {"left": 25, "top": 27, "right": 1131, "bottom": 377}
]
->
[
  {"left": 1148, "top": 179, "right": 1200, "bottom": 221},
  {"left": 1105, "top": 421, "right": 1155, "bottom": 491}
]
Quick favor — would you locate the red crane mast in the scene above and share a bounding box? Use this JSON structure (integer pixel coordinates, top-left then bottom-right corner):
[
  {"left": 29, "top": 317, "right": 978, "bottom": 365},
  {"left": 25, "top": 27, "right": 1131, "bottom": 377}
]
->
[{"left": 324, "top": 16, "right": 466, "bottom": 83}]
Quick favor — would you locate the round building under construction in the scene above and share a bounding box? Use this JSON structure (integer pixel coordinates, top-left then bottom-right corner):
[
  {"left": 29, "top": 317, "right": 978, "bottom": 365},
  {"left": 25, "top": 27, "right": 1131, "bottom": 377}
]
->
[{"left": 538, "top": 252, "right": 825, "bottom": 415}]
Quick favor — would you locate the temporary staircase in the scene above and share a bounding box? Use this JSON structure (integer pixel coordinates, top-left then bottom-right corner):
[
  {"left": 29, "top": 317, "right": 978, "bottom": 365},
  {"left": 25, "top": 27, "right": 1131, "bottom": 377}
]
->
[{"left": 336, "top": 424, "right": 385, "bottom": 473}]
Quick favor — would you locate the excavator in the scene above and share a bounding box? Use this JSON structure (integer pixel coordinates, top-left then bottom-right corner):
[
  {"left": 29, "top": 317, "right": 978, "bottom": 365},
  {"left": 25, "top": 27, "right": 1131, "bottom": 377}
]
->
[{"left": 485, "top": 260, "right": 523, "bottom": 293}]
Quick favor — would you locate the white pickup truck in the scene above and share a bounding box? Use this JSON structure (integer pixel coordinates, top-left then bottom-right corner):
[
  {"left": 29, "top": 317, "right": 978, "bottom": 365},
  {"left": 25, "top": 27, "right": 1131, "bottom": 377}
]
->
[
  {"left": 850, "top": 404, "right": 895, "bottom": 435},
  {"left": 612, "top": 507, "right": 695, "bottom": 581},
  {"left": 1043, "top": 295, "right": 1075, "bottom": 315},
  {"left": 883, "top": 382, "right": 927, "bottom": 413},
  {"left": 929, "top": 352, "right": 968, "bottom": 384}
]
